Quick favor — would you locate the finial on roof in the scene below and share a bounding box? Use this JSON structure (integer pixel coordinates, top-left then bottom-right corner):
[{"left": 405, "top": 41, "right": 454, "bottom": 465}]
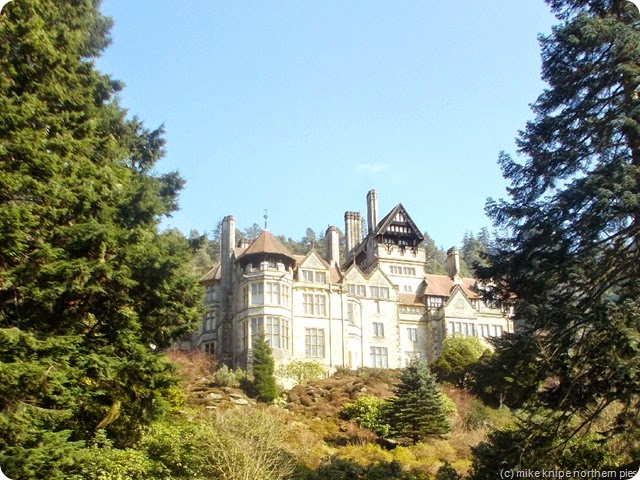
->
[{"left": 264, "top": 209, "right": 268, "bottom": 230}]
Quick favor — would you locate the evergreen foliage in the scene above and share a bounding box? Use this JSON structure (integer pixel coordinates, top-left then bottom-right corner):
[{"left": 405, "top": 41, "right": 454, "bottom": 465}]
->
[
  {"left": 386, "top": 360, "right": 450, "bottom": 444},
  {"left": 187, "top": 229, "right": 213, "bottom": 276},
  {"left": 252, "top": 335, "right": 279, "bottom": 402},
  {"left": 460, "top": 229, "right": 491, "bottom": 277},
  {"left": 241, "top": 222, "right": 264, "bottom": 242},
  {"left": 421, "top": 231, "right": 447, "bottom": 275},
  {"left": 468, "top": 335, "right": 546, "bottom": 410},
  {"left": 476, "top": 0, "right": 640, "bottom": 468},
  {"left": 436, "top": 462, "right": 462, "bottom": 480},
  {"left": 431, "top": 335, "right": 486, "bottom": 388},
  {"left": 0, "top": 0, "right": 201, "bottom": 476}
]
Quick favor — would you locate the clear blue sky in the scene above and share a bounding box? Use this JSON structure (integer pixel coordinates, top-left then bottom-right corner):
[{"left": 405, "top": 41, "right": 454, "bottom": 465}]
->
[{"left": 96, "top": 1, "right": 558, "bottom": 249}]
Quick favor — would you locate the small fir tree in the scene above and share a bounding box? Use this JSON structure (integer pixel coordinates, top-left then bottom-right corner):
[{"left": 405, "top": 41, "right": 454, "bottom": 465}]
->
[
  {"left": 252, "top": 335, "right": 278, "bottom": 403},
  {"left": 387, "top": 359, "right": 450, "bottom": 444}
]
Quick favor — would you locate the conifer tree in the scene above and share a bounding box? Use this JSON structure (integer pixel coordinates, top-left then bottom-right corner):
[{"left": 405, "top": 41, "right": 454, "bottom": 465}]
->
[
  {"left": 252, "top": 335, "right": 278, "bottom": 403},
  {"left": 460, "top": 229, "right": 491, "bottom": 277},
  {"left": 0, "top": 0, "right": 201, "bottom": 476},
  {"left": 422, "top": 231, "right": 447, "bottom": 275},
  {"left": 475, "top": 0, "right": 640, "bottom": 469},
  {"left": 386, "top": 360, "right": 450, "bottom": 444}
]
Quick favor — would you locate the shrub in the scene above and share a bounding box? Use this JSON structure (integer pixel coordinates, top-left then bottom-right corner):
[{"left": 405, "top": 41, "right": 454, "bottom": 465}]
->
[
  {"left": 214, "top": 364, "right": 239, "bottom": 387},
  {"left": 208, "top": 408, "right": 296, "bottom": 480},
  {"left": 278, "top": 360, "right": 325, "bottom": 385},
  {"left": 341, "top": 395, "right": 391, "bottom": 437},
  {"left": 334, "top": 365, "right": 354, "bottom": 376},
  {"left": 310, "top": 456, "right": 363, "bottom": 480},
  {"left": 464, "top": 400, "right": 491, "bottom": 430},
  {"left": 440, "top": 393, "right": 457, "bottom": 417},
  {"left": 339, "top": 421, "right": 379, "bottom": 446},
  {"left": 76, "top": 434, "right": 162, "bottom": 480},
  {"left": 337, "top": 443, "right": 394, "bottom": 466},
  {"left": 166, "top": 349, "right": 216, "bottom": 386},
  {"left": 436, "top": 461, "right": 462, "bottom": 480},
  {"left": 140, "top": 420, "right": 211, "bottom": 478},
  {"left": 431, "top": 336, "right": 486, "bottom": 388},
  {"left": 142, "top": 409, "right": 295, "bottom": 480},
  {"left": 356, "top": 368, "right": 396, "bottom": 385},
  {"left": 362, "top": 460, "right": 404, "bottom": 480},
  {"left": 310, "top": 456, "right": 409, "bottom": 480}
]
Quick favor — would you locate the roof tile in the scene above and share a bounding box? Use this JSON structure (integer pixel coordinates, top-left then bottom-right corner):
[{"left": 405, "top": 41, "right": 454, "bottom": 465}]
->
[{"left": 238, "top": 230, "right": 294, "bottom": 259}]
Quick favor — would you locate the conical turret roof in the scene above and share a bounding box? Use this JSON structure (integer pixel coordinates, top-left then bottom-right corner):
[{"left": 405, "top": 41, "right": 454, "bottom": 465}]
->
[{"left": 238, "top": 230, "right": 294, "bottom": 260}]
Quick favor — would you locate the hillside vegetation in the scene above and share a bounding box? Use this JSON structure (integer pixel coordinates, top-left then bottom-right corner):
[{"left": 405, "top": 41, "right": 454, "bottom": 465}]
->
[{"left": 153, "top": 351, "right": 516, "bottom": 480}]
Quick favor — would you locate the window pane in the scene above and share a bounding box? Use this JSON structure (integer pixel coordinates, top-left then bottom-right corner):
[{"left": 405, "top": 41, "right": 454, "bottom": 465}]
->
[
  {"left": 305, "top": 328, "right": 325, "bottom": 357},
  {"left": 303, "top": 294, "right": 313, "bottom": 314},
  {"left": 315, "top": 295, "right": 326, "bottom": 316},
  {"left": 250, "top": 283, "right": 264, "bottom": 305}
]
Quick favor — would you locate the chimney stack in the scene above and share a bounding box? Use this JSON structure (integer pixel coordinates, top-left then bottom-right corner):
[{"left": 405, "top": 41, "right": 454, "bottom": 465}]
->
[
  {"left": 344, "top": 211, "right": 362, "bottom": 257},
  {"left": 366, "top": 189, "right": 378, "bottom": 233},
  {"left": 447, "top": 246, "right": 461, "bottom": 281},
  {"left": 325, "top": 225, "right": 340, "bottom": 267},
  {"left": 221, "top": 215, "right": 236, "bottom": 290}
]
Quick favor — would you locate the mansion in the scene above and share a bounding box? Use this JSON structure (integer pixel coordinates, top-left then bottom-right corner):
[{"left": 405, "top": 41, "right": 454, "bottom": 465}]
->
[{"left": 195, "top": 190, "right": 513, "bottom": 371}]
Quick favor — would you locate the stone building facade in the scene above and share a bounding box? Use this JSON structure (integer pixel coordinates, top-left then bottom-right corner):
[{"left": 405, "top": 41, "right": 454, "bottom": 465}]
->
[{"left": 196, "top": 190, "right": 513, "bottom": 371}]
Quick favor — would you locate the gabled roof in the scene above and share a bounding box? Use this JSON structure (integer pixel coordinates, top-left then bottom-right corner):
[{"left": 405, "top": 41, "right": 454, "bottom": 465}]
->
[
  {"left": 328, "top": 265, "right": 343, "bottom": 284},
  {"left": 297, "top": 249, "right": 343, "bottom": 283},
  {"left": 422, "top": 274, "right": 479, "bottom": 299},
  {"left": 372, "top": 203, "right": 424, "bottom": 242},
  {"left": 298, "top": 249, "right": 330, "bottom": 270},
  {"left": 399, "top": 293, "right": 423, "bottom": 306},
  {"left": 343, "top": 263, "right": 396, "bottom": 292},
  {"left": 342, "top": 262, "right": 367, "bottom": 283},
  {"left": 442, "top": 284, "right": 477, "bottom": 310},
  {"left": 237, "top": 230, "right": 294, "bottom": 260},
  {"left": 344, "top": 203, "right": 425, "bottom": 272},
  {"left": 200, "top": 264, "right": 221, "bottom": 284}
]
